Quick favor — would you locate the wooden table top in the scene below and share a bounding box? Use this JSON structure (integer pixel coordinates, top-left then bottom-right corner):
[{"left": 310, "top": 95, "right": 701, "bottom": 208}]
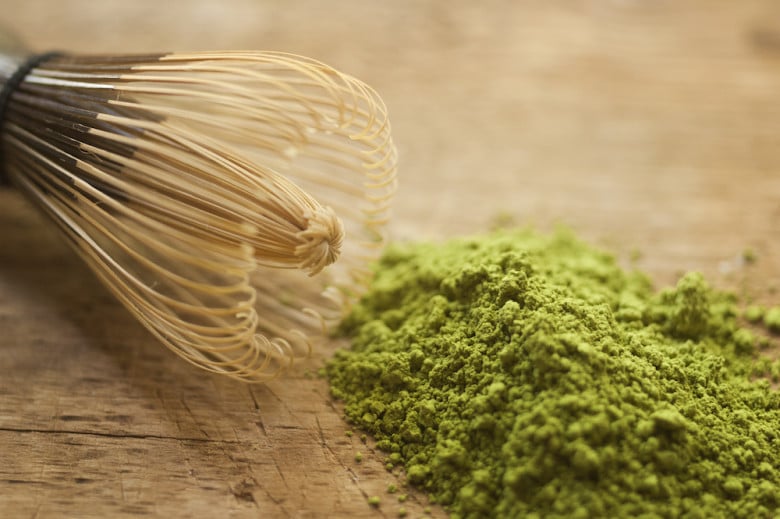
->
[{"left": 1, "top": 1, "right": 779, "bottom": 517}]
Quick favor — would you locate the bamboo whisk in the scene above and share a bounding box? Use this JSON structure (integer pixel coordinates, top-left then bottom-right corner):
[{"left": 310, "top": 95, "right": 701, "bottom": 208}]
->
[{"left": 0, "top": 39, "right": 397, "bottom": 382}]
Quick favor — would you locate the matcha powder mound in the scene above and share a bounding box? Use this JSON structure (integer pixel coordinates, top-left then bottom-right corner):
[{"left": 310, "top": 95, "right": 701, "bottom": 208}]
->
[{"left": 326, "top": 229, "right": 780, "bottom": 518}]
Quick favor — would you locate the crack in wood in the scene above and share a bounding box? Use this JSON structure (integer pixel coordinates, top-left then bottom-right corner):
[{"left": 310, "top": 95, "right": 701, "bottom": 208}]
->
[
  {"left": 230, "top": 477, "right": 258, "bottom": 507},
  {"left": 247, "top": 386, "right": 261, "bottom": 411},
  {"left": 0, "top": 426, "right": 240, "bottom": 445},
  {"left": 179, "top": 398, "right": 210, "bottom": 439}
]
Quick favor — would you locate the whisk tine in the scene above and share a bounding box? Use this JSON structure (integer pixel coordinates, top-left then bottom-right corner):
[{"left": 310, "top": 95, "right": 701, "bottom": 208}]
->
[{"left": 0, "top": 49, "right": 397, "bottom": 382}]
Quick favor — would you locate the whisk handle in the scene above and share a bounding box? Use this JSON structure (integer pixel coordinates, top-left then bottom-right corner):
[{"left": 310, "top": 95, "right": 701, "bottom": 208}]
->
[{"left": 0, "top": 51, "right": 62, "bottom": 185}]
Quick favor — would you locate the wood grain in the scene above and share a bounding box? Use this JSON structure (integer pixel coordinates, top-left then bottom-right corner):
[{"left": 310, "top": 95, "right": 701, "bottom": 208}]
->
[{"left": 1, "top": 1, "right": 779, "bottom": 517}]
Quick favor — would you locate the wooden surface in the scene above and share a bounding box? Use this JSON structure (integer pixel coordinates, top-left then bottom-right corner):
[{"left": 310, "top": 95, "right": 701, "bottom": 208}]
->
[{"left": 1, "top": 1, "right": 780, "bottom": 517}]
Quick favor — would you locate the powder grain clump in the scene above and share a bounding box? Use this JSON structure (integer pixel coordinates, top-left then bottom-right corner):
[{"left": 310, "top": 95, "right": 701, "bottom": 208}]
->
[{"left": 326, "top": 229, "right": 780, "bottom": 518}]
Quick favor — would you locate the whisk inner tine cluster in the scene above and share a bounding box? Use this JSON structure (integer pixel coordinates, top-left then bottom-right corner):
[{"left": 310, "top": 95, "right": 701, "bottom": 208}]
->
[{"left": 0, "top": 50, "right": 397, "bottom": 382}]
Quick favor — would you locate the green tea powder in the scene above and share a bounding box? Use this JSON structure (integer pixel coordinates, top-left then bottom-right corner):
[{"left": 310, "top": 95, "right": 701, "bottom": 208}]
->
[{"left": 326, "top": 229, "right": 780, "bottom": 518}]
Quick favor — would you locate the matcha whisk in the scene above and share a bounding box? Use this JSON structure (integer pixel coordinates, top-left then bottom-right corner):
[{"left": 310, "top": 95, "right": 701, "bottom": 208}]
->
[{"left": 0, "top": 37, "right": 397, "bottom": 382}]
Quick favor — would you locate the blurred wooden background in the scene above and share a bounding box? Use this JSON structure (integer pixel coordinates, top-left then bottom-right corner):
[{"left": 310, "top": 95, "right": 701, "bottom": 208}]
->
[{"left": 1, "top": 1, "right": 779, "bottom": 517}]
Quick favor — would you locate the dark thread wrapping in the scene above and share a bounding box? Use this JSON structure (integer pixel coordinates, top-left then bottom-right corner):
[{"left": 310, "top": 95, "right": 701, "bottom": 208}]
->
[{"left": 0, "top": 51, "right": 63, "bottom": 185}]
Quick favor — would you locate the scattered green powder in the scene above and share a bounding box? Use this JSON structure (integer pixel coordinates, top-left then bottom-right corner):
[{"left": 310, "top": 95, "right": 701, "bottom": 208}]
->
[
  {"left": 744, "top": 305, "right": 765, "bottom": 324},
  {"left": 743, "top": 248, "right": 758, "bottom": 264},
  {"left": 764, "top": 307, "right": 780, "bottom": 334},
  {"left": 327, "top": 229, "right": 780, "bottom": 518}
]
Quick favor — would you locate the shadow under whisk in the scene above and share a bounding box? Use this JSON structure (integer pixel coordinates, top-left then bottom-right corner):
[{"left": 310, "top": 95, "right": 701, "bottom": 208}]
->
[{"left": 0, "top": 47, "right": 397, "bottom": 383}]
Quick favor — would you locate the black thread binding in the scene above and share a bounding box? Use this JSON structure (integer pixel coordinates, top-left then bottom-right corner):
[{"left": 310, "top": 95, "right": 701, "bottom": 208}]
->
[{"left": 0, "top": 51, "right": 63, "bottom": 185}]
